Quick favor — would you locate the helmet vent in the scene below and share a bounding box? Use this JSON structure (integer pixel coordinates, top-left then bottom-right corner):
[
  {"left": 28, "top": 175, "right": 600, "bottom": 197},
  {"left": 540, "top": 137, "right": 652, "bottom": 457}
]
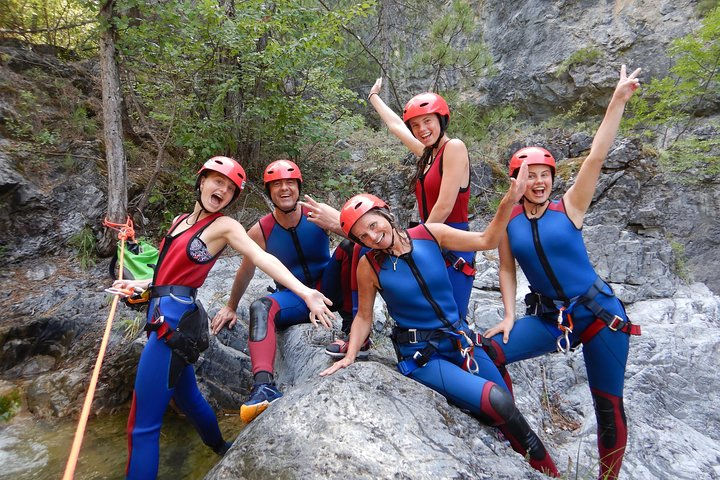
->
[
  {"left": 519, "top": 154, "right": 528, "bottom": 159},
  {"left": 419, "top": 102, "right": 429, "bottom": 107}
]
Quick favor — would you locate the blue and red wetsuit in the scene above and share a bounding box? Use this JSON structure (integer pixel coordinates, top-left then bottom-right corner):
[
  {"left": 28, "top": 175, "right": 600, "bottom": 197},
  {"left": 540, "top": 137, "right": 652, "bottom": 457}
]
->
[
  {"left": 249, "top": 208, "right": 352, "bottom": 375},
  {"left": 415, "top": 142, "right": 474, "bottom": 319},
  {"left": 126, "top": 213, "right": 228, "bottom": 480},
  {"left": 489, "top": 199, "right": 635, "bottom": 479},
  {"left": 366, "top": 225, "right": 557, "bottom": 475}
]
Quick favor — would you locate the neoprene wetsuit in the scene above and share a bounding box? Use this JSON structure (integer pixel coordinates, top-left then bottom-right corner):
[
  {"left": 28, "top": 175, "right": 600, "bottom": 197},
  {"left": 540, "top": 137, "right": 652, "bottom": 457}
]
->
[
  {"left": 126, "top": 213, "right": 228, "bottom": 480},
  {"left": 415, "top": 142, "right": 474, "bottom": 319},
  {"left": 490, "top": 199, "right": 633, "bottom": 479}
]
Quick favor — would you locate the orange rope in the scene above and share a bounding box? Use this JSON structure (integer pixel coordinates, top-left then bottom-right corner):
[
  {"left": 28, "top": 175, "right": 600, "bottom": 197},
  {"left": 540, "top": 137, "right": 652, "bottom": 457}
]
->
[{"left": 63, "top": 218, "right": 132, "bottom": 480}]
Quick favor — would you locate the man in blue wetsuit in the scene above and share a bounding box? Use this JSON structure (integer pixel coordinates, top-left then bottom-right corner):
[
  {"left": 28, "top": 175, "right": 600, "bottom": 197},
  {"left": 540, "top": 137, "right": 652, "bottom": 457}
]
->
[{"left": 211, "top": 159, "right": 358, "bottom": 423}]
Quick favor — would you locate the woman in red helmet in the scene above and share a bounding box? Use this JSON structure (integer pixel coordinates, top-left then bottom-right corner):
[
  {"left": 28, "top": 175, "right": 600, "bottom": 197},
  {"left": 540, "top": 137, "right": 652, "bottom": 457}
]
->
[
  {"left": 320, "top": 177, "right": 560, "bottom": 477},
  {"left": 368, "top": 79, "right": 474, "bottom": 320},
  {"left": 482, "top": 65, "right": 642, "bottom": 480},
  {"left": 111, "top": 156, "right": 334, "bottom": 479}
]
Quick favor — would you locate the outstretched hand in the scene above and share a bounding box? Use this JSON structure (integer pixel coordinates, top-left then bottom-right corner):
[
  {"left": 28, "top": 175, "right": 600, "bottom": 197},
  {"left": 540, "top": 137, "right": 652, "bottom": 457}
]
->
[
  {"left": 305, "top": 289, "right": 335, "bottom": 329},
  {"left": 614, "top": 64, "right": 641, "bottom": 103},
  {"left": 210, "top": 305, "right": 238, "bottom": 335},
  {"left": 483, "top": 316, "right": 515, "bottom": 344},
  {"left": 320, "top": 357, "right": 353, "bottom": 377},
  {"left": 298, "top": 195, "right": 341, "bottom": 232}
]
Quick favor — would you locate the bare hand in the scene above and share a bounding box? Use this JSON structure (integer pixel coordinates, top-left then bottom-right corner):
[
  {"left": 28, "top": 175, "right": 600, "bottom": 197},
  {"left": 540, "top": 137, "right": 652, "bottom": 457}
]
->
[
  {"left": 369, "top": 77, "right": 382, "bottom": 97},
  {"left": 507, "top": 160, "right": 528, "bottom": 204},
  {"left": 305, "top": 289, "right": 334, "bottom": 329},
  {"left": 111, "top": 279, "right": 148, "bottom": 292},
  {"left": 211, "top": 305, "right": 238, "bottom": 335},
  {"left": 320, "top": 357, "right": 354, "bottom": 376},
  {"left": 298, "top": 195, "right": 341, "bottom": 232},
  {"left": 483, "top": 316, "right": 516, "bottom": 344},
  {"left": 614, "top": 64, "right": 641, "bottom": 103}
]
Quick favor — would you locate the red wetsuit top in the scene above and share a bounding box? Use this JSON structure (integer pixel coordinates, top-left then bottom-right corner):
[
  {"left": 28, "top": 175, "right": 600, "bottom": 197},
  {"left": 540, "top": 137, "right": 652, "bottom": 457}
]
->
[
  {"left": 152, "top": 212, "right": 226, "bottom": 289},
  {"left": 415, "top": 142, "right": 470, "bottom": 224}
]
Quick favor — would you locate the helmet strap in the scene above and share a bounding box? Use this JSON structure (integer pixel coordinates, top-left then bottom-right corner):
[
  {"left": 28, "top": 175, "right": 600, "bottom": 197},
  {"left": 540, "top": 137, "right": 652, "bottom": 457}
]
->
[
  {"left": 273, "top": 201, "right": 298, "bottom": 214},
  {"left": 521, "top": 196, "right": 549, "bottom": 216}
]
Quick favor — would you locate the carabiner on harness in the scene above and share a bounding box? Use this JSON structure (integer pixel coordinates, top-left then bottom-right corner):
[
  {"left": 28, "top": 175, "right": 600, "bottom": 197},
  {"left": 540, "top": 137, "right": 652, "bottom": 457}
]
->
[
  {"left": 555, "top": 306, "right": 574, "bottom": 354},
  {"left": 456, "top": 330, "right": 479, "bottom": 374}
]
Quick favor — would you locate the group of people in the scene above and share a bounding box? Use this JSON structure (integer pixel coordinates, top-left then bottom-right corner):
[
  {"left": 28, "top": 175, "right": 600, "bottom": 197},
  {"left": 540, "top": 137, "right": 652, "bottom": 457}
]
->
[{"left": 111, "top": 64, "right": 642, "bottom": 479}]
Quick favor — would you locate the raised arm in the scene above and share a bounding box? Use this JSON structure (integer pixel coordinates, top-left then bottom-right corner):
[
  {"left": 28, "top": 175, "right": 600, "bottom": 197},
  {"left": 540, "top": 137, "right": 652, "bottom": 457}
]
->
[
  {"left": 427, "top": 161, "right": 527, "bottom": 252},
  {"left": 564, "top": 65, "right": 641, "bottom": 225},
  {"left": 217, "top": 217, "right": 335, "bottom": 328},
  {"left": 483, "top": 234, "right": 517, "bottom": 342},
  {"left": 320, "top": 257, "right": 377, "bottom": 376},
  {"left": 424, "top": 139, "right": 470, "bottom": 224},
  {"left": 368, "top": 78, "right": 425, "bottom": 157},
  {"left": 210, "top": 223, "right": 263, "bottom": 334}
]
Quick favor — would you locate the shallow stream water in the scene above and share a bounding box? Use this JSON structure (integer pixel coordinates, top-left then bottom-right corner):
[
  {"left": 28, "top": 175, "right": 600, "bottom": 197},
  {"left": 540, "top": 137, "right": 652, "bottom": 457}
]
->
[{"left": 0, "top": 408, "right": 243, "bottom": 479}]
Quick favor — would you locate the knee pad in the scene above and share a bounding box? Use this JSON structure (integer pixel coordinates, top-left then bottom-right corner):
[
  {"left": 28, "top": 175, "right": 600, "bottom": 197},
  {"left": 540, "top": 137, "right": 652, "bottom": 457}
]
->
[
  {"left": 592, "top": 389, "right": 627, "bottom": 449},
  {"left": 249, "top": 298, "right": 274, "bottom": 342},
  {"left": 479, "top": 336, "right": 507, "bottom": 366}
]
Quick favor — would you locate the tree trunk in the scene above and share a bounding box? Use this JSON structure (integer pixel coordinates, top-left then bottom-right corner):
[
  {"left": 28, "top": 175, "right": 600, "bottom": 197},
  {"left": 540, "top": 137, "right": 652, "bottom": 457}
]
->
[{"left": 97, "top": 0, "right": 127, "bottom": 256}]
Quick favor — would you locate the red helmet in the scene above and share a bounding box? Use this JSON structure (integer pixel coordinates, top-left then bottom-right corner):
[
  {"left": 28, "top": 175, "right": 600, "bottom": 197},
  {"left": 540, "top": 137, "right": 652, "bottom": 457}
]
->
[
  {"left": 402, "top": 92, "right": 450, "bottom": 132},
  {"left": 339, "top": 193, "right": 388, "bottom": 237},
  {"left": 263, "top": 159, "right": 303, "bottom": 186},
  {"left": 509, "top": 147, "right": 556, "bottom": 178},
  {"left": 197, "top": 156, "right": 247, "bottom": 192}
]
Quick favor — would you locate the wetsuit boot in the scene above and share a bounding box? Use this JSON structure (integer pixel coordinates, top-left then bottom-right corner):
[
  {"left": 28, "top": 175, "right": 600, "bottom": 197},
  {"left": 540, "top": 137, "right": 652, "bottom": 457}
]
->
[
  {"left": 478, "top": 383, "right": 559, "bottom": 477},
  {"left": 592, "top": 388, "right": 627, "bottom": 480}
]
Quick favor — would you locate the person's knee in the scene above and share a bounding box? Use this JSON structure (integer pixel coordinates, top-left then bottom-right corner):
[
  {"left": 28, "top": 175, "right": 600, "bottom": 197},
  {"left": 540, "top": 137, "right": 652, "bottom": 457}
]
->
[{"left": 249, "top": 298, "right": 274, "bottom": 342}]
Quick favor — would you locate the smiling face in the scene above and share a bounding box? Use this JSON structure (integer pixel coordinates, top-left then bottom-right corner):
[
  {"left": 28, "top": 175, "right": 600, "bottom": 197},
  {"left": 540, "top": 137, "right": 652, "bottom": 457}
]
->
[
  {"left": 408, "top": 113, "right": 442, "bottom": 147},
  {"left": 525, "top": 164, "right": 553, "bottom": 204},
  {"left": 268, "top": 178, "right": 300, "bottom": 211},
  {"left": 199, "top": 171, "right": 237, "bottom": 211},
  {"left": 350, "top": 210, "right": 394, "bottom": 250}
]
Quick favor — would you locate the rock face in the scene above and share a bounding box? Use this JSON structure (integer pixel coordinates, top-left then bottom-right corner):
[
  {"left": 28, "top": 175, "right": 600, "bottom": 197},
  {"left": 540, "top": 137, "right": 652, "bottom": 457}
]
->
[{"left": 475, "top": 0, "right": 703, "bottom": 117}]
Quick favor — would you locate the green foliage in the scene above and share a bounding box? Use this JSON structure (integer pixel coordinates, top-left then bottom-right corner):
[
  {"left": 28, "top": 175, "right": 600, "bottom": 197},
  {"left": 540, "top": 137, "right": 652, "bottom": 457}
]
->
[
  {"left": 117, "top": 312, "right": 145, "bottom": 340},
  {"left": 116, "top": 0, "right": 372, "bottom": 174},
  {"left": 555, "top": 46, "right": 603, "bottom": 77},
  {"left": 624, "top": 6, "right": 720, "bottom": 177},
  {"left": 70, "top": 105, "right": 97, "bottom": 135},
  {"left": 35, "top": 128, "right": 58, "bottom": 146},
  {"left": 68, "top": 225, "right": 96, "bottom": 269},
  {"left": 0, "top": 389, "right": 21, "bottom": 422},
  {"left": 0, "top": 0, "right": 97, "bottom": 53},
  {"left": 411, "top": 0, "right": 493, "bottom": 91},
  {"left": 444, "top": 95, "right": 518, "bottom": 148},
  {"left": 697, "top": 0, "right": 720, "bottom": 16},
  {"left": 669, "top": 239, "right": 691, "bottom": 282}
]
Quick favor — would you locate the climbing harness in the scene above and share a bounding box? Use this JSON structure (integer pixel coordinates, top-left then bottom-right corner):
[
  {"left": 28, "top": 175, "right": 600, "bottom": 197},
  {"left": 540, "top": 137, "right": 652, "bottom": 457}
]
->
[
  {"left": 524, "top": 276, "right": 641, "bottom": 353},
  {"left": 62, "top": 217, "right": 135, "bottom": 480}
]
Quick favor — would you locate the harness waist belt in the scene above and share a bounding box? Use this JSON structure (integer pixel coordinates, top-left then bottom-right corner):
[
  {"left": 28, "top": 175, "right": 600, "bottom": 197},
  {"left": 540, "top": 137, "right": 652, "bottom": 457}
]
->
[
  {"left": 528, "top": 277, "right": 641, "bottom": 339},
  {"left": 442, "top": 251, "right": 476, "bottom": 277},
  {"left": 392, "top": 328, "right": 439, "bottom": 344},
  {"left": 150, "top": 285, "right": 198, "bottom": 300}
]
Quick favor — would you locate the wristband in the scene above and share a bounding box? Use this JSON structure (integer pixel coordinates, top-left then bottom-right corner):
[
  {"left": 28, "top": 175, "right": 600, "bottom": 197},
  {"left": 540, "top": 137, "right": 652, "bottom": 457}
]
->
[{"left": 368, "top": 92, "right": 378, "bottom": 100}]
